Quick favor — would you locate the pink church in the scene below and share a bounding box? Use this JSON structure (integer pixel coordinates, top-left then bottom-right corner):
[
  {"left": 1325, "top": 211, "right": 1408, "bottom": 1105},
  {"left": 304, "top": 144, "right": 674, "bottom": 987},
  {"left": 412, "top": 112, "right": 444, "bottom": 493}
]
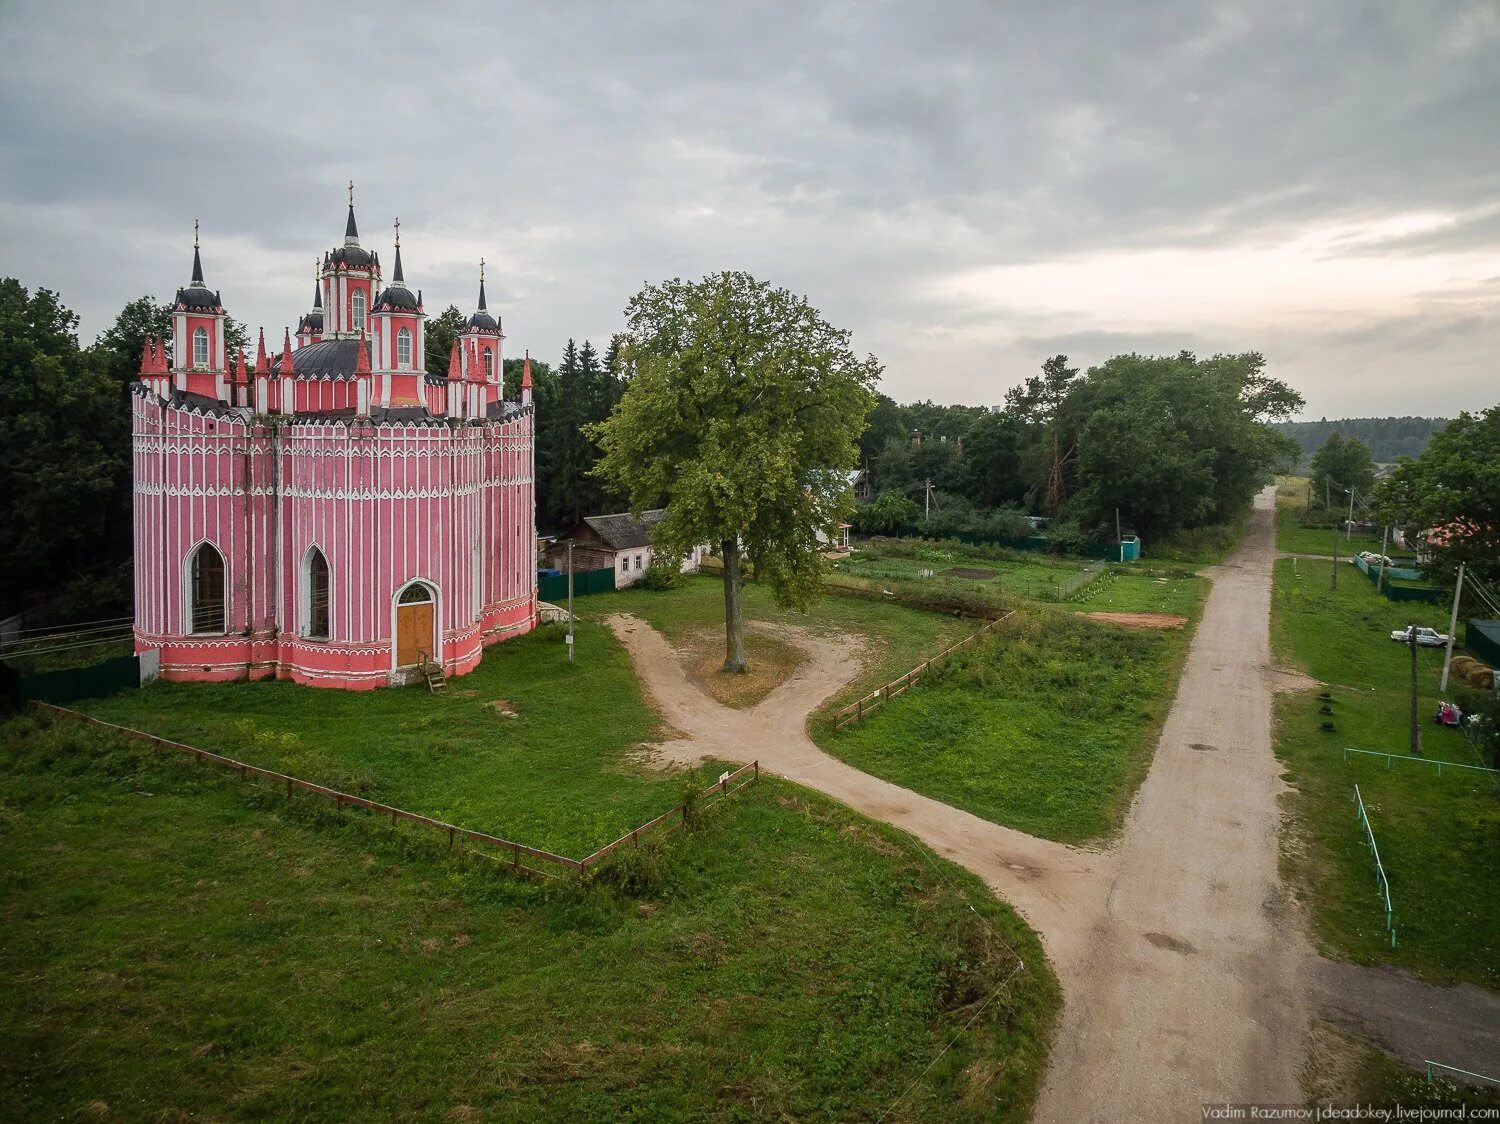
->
[{"left": 131, "top": 196, "right": 537, "bottom": 689}]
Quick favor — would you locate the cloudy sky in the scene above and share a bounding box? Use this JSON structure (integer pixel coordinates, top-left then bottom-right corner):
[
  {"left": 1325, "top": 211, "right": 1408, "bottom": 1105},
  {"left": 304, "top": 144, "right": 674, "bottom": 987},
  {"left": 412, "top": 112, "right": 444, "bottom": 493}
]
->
[{"left": 2, "top": 1, "right": 1496, "bottom": 418}]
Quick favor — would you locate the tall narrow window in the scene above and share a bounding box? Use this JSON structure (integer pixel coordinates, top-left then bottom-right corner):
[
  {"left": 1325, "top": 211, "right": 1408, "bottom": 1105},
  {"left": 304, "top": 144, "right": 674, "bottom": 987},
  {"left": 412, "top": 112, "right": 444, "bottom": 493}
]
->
[
  {"left": 397, "top": 327, "right": 412, "bottom": 368},
  {"left": 351, "top": 290, "right": 366, "bottom": 332},
  {"left": 189, "top": 543, "right": 225, "bottom": 634},
  {"left": 482, "top": 348, "right": 494, "bottom": 380},
  {"left": 192, "top": 326, "right": 209, "bottom": 367},
  {"left": 306, "top": 548, "right": 330, "bottom": 640}
]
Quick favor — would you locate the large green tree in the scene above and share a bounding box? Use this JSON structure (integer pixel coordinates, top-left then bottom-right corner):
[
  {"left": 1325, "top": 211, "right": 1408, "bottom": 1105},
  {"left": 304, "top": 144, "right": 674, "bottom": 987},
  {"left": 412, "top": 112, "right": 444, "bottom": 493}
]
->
[
  {"left": 591, "top": 272, "right": 879, "bottom": 671},
  {"left": 1374, "top": 406, "right": 1499, "bottom": 583},
  {"left": 0, "top": 280, "right": 133, "bottom": 617},
  {"left": 1004, "top": 354, "right": 1080, "bottom": 513},
  {"left": 423, "top": 304, "right": 466, "bottom": 374},
  {"left": 1061, "top": 352, "right": 1301, "bottom": 541},
  {"left": 1308, "top": 431, "right": 1376, "bottom": 510}
]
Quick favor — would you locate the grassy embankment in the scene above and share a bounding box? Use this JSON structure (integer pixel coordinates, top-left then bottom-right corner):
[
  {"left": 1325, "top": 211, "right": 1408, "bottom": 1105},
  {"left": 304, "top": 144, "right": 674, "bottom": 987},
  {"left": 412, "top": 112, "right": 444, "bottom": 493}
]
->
[
  {"left": 0, "top": 620, "right": 1059, "bottom": 1121},
  {"left": 1270, "top": 556, "right": 1498, "bottom": 988},
  {"left": 595, "top": 569, "right": 1207, "bottom": 845}
]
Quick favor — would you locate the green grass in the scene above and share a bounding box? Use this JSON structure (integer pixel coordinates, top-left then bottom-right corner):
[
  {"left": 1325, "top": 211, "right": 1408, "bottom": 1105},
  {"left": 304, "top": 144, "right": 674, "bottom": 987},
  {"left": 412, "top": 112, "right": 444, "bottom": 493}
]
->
[
  {"left": 1271, "top": 557, "right": 1499, "bottom": 987},
  {"left": 78, "top": 622, "right": 695, "bottom": 858},
  {"left": 0, "top": 712, "right": 1058, "bottom": 1121},
  {"left": 1276, "top": 506, "right": 1392, "bottom": 558},
  {"left": 1068, "top": 568, "right": 1208, "bottom": 617},
  {"left": 820, "top": 610, "right": 1195, "bottom": 844},
  {"left": 835, "top": 541, "right": 1091, "bottom": 602}
]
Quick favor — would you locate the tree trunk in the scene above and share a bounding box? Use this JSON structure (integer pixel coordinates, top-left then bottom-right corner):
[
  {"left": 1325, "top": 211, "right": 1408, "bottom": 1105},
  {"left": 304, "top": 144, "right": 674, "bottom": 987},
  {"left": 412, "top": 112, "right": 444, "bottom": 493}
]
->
[{"left": 721, "top": 538, "right": 747, "bottom": 673}]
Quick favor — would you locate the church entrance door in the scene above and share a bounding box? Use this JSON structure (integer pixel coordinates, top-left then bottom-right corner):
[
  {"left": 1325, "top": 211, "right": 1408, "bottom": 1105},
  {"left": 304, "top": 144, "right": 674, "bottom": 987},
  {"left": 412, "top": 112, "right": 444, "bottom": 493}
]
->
[{"left": 395, "top": 583, "right": 435, "bottom": 666}]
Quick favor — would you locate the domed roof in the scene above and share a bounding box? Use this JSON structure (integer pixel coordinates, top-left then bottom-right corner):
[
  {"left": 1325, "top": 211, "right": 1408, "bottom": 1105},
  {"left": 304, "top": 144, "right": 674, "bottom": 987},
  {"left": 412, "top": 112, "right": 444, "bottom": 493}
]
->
[
  {"left": 466, "top": 309, "right": 498, "bottom": 330},
  {"left": 374, "top": 285, "right": 419, "bottom": 311},
  {"left": 175, "top": 285, "right": 222, "bottom": 311},
  {"left": 328, "top": 245, "right": 376, "bottom": 268},
  {"left": 297, "top": 310, "right": 325, "bottom": 334}
]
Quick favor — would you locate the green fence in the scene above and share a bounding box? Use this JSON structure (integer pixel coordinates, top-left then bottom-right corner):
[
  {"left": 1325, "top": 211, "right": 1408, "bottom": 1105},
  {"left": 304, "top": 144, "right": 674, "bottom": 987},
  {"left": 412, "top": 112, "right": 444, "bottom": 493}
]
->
[
  {"left": 1352, "top": 555, "right": 1444, "bottom": 604},
  {"left": 11, "top": 653, "right": 140, "bottom": 709},
  {"left": 537, "top": 567, "right": 617, "bottom": 602},
  {"left": 1466, "top": 620, "right": 1500, "bottom": 667}
]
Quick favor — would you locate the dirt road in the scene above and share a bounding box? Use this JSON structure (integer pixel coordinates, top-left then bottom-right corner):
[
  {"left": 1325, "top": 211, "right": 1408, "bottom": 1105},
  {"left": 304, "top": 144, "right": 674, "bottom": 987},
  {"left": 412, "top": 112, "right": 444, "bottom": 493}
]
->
[{"left": 610, "top": 486, "right": 1309, "bottom": 1119}]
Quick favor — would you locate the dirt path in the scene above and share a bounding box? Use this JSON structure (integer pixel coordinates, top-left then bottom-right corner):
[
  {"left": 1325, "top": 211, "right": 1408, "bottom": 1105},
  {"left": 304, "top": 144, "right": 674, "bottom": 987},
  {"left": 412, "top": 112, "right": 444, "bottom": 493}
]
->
[{"left": 609, "top": 486, "right": 1305, "bottom": 1119}]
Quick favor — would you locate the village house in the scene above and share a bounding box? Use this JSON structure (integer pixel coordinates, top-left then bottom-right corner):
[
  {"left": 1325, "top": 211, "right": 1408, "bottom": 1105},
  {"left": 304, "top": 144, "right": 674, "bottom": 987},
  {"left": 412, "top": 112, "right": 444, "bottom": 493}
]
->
[{"left": 546, "top": 510, "right": 706, "bottom": 588}]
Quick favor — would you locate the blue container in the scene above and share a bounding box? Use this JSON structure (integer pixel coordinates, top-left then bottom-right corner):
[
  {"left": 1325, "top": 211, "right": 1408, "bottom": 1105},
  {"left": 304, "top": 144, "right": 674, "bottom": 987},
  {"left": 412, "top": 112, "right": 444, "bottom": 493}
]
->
[{"left": 1119, "top": 536, "right": 1140, "bottom": 562}]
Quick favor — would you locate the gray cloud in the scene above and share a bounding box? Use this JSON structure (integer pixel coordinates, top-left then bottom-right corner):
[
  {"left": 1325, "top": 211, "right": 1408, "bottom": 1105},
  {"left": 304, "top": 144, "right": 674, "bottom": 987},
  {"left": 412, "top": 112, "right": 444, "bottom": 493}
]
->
[{"left": 0, "top": 0, "right": 1496, "bottom": 416}]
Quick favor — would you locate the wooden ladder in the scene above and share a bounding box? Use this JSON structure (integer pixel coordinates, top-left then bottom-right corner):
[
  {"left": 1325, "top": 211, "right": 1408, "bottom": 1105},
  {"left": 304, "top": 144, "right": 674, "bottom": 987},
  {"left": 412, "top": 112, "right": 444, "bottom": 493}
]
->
[{"left": 418, "top": 651, "right": 447, "bottom": 694}]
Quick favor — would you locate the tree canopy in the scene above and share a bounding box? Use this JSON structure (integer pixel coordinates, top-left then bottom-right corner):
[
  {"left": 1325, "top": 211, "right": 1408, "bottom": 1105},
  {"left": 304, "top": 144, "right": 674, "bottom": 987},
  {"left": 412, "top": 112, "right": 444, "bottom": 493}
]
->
[
  {"left": 1307, "top": 432, "right": 1377, "bottom": 510},
  {"left": 1374, "top": 406, "right": 1499, "bottom": 583},
  {"left": 590, "top": 272, "right": 879, "bottom": 671}
]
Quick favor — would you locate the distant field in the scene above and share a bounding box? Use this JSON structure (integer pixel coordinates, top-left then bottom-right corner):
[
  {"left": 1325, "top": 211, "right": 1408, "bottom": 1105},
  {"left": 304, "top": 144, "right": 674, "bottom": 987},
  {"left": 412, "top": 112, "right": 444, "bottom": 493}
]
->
[
  {"left": 1270, "top": 556, "right": 1498, "bottom": 988},
  {"left": 1274, "top": 475, "right": 1396, "bottom": 558}
]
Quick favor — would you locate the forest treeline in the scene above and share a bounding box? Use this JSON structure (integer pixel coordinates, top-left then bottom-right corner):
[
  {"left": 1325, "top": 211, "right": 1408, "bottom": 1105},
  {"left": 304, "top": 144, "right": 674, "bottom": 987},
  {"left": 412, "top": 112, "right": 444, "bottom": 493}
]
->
[{"left": 1272, "top": 416, "right": 1448, "bottom": 466}]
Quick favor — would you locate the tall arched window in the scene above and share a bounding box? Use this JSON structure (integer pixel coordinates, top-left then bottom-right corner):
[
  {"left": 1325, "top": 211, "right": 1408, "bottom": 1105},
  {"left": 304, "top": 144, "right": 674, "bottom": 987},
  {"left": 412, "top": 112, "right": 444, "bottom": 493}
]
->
[
  {"left": 397, "top": 327, "right": 412, "bottom": 368},
  {"left": 305, "top": 547, "right": 330, "bottom": 640},
  {"left": 188, "top": 543, "right": 225, "bottom": 634},
  {"left": 482, "top": 348, "right": 494, "bottom": 380},
  {"left": 351, "top": 290, "right": 366, "bottom": 332},
  {"left": 192, "top": 327, "right": 209, "bottom": 367}
]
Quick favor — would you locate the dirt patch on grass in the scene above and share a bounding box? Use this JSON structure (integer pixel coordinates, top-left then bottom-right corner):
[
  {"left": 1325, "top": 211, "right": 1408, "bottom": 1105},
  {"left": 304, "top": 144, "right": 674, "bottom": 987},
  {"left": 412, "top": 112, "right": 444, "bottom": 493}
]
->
[
  {"left": 677, "top": 628, "right": 808, "bottom": 709},
  {"left": 1083, "top": 611, "right": 1188, "bottom": 630},
  {"left": 939, "top": 566, "right": 997, "bottom": 580},
  {"left": 1270, "top": 668, "right": 1321, "bottom": 693}
]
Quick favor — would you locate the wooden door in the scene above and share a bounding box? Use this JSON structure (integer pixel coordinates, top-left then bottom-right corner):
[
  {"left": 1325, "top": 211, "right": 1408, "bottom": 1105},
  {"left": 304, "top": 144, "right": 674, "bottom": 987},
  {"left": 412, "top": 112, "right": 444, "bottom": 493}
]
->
[{"left": 396, "top": 602, "right": 433, "bottom": 666}]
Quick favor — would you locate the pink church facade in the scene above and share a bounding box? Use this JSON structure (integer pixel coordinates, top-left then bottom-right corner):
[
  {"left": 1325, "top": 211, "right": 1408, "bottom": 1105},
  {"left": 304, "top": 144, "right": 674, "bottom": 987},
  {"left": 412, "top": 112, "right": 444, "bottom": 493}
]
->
[{"left": 131, "top": 199, "right": 537, "bottom": 689}]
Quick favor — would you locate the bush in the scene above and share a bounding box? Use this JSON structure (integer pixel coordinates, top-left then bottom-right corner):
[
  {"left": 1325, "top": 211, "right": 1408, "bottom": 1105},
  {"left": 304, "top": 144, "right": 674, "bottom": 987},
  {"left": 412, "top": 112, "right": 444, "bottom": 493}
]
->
[
  {"left": 853, "top": 491, "right": 921, "bottom": 534},
  {"left": 637, "top": 556, "right": 687, "bottom": 591}
]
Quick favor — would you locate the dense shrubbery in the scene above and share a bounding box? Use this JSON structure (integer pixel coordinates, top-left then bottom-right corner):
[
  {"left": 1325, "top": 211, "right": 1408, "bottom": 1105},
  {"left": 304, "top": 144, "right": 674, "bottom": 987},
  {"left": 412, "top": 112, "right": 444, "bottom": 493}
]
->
[{"left": 636, "top": 556, "right": 687, "bottom": 590}]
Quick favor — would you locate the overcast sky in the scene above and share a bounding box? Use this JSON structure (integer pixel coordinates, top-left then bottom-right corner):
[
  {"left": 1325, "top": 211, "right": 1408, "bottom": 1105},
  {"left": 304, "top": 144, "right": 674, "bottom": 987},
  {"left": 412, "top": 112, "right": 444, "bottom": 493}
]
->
[{"left": 2, "top": 1, "right": 1496, "bottom": 419}]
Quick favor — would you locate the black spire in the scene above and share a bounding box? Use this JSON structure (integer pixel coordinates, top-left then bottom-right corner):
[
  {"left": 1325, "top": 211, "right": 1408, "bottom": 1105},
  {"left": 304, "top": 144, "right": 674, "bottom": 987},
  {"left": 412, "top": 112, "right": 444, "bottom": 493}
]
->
[
  {"left": 312, "top": 278, "right": 322, "bottom": 309},
  {"left": 477, "top": 257, "right": 487, "bottom": 311},
  {"left": 391, "top": 217, "right": 404, "bottom": 283},
  {"left": 344, "top": 180, "right": 359, "bottom": 245},
  {"left": 190, "top": 219, "right": 204, "bottom": 285}
]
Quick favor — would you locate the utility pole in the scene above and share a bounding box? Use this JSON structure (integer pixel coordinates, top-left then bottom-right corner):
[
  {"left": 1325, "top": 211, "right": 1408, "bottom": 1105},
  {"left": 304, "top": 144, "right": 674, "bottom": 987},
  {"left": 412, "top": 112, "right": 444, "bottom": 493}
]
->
[
  {"left": 1439, "top": 562, "right": 1466, "bottom": 694},
  {"left": 924, "top": 479, "right": 932, "bottom": 523},
  {"left": 566, "top": 541, "right": 575, "bottom": 663},
  {"left": 1409, "top": 624, "right": 1422, "bottom": 756},
  {"left": 1377, "top": 526, "right": 1390, "bottom": 592},
  {"left": 1346, "top": 487, "right": 1357, "bottom": 543},
  {"left": 1331, "top": 521, "right": 1338, "bottom": 590}
]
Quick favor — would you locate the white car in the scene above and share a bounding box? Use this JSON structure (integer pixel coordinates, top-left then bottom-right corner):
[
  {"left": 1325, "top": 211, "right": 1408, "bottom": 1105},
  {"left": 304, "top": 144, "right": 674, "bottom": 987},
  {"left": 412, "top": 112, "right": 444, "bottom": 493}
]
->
[{"left": 1390, "top": 626, "right": 1449, "bottom": 647}]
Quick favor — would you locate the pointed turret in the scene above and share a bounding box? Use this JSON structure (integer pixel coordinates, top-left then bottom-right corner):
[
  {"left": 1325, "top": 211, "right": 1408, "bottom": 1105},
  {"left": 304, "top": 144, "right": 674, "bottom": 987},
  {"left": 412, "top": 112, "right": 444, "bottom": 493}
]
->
[
  {"left": 254, "top": 328, "right": 269, "bottom": 375},
  {"left": 281, "top": 327, "right": 294, "bottom": 372},
  {"left": 521, "top": 350, "right": 533, "bottom": 407},
  {"left": 139, "top": 336, "right": 153, "bottom": 377},
  {"left": 447, "top": 340, "right": 461, "bottom": 380},
  {"left": 465, "top": 258, "right": 499, "bottom": 331},
  {"left": 345, "top": 181, "right": 359, "bottom": 246},
  {"left": 355, "top": 333, "right": 371, "bottom": 376}
]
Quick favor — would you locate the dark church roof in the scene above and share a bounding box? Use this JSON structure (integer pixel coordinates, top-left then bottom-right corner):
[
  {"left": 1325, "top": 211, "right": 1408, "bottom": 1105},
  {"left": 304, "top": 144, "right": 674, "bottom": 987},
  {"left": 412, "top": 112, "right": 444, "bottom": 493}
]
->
[
  {"left": 175, "top": 285, "right": 222, "bottom": 310},
  {"left": 467, "top": 276, "right": 498, "bottom": 330},
  {"left": 272, "top": 338, "right": 362, "bottom": 378}
]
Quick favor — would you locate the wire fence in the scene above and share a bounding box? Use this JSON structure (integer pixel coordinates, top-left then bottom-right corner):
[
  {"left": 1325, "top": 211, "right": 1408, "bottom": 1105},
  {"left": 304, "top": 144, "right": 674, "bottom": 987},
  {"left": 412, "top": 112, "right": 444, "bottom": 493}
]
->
[
  {"left": 1057, "top": 557, "right": 1109, "bottom": 602},
  {"left": 32, "top": 703, "right": 758, "bottom": 878},
  {"left": 1426, "top": 1060, "right": 1500, "bottom": 1089},
  {"left": 832, "top": 611, "right": 1015, "bottom": 732},
  {"left": 1353, "top": 783, "right": 1396, "bottom": 948}
]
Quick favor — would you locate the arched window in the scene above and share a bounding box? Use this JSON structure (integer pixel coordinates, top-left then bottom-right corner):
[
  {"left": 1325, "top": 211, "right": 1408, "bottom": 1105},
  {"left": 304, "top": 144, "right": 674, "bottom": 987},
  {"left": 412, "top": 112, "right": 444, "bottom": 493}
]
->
[
  {"left": 305, "top": 547, "right": 330, "bottom": 640},
  {"left": 397, "top": 327, "right": 412, "bottom": 368},
  {"left": 192, "top": 327, "right": 209, "bottom": 367},
  {"left": 351, "top": 290, "right": 366, "bottom": 332},
  {"left": 188, "top": 543, "right": 225, "bottom": 634},
  {"left": 398, "top": 583, "right": 432, "bottom": 605},
  {"left": 482, "top": 348, "right": 494, "bottom": 380}
]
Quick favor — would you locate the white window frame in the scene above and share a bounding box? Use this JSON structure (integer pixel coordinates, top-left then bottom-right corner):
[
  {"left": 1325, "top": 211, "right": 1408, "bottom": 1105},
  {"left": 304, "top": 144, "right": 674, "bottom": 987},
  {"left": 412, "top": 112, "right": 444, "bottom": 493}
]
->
[
  {"left": 397, "top": 326, "right": 412, "bottom": 368},
  {"left": 192, "top": 326, "right": 209, "bottom": 368},
  {"left": 351, "top": 290, "right": 366, "bottom": 332}
]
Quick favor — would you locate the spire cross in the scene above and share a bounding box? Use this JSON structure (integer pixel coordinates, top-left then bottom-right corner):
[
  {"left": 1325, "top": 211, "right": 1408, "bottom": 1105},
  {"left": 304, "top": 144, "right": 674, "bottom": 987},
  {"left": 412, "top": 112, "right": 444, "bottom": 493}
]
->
[
  {"left": 480, "top": 257, "right": 485, "bottom": 282},
  {"left": 348, "top": 180, "right": 354, "bottom": 206},
  {"left": 194, "top": 218, "right": 200, "bottom": 249},
  {"left": 394, "top": 217, "right": 400, "bottom": 247}
]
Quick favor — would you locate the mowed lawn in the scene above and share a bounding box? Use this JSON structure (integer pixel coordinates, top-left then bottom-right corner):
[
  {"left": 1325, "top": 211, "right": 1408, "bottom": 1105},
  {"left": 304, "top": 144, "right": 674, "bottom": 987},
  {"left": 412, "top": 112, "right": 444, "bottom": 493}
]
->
[
  {"left": 823, "top": 610, "right": 1197, "bottom": 844},
  {"left": 0, "top": 714, "right": 1057, "bottom": 1122},
  {"left": 79, "top": 622, "right": 697, "bottom": 857},
  {"left": 1274, "top": 475, "right": 1395, "bottom": 559},
  {"left": 1270, "top": 557, "right": 1498, "bottom": 987}
]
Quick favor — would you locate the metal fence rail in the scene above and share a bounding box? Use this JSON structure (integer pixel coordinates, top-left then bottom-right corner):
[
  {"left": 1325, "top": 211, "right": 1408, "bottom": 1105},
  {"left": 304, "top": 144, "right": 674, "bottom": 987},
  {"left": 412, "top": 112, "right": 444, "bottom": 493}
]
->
[
  {"left": 1344, "top": 747, "right": 1499, "bottom": 778},
  {"left": 832, "top": 611, "right": 1015, "bottom": 732},
  {"left": 1426, "top": 1059, "right": 1500, "bottom": 1088},
  {"left": 1058, "top": 558, "right": 1109, "bottom": 602},
  {"left": 32, "top": 703, "right": 757, "bottom": 877},
  {"left": 1353, "top": 783, "right": 1397, "bottom": 948}
]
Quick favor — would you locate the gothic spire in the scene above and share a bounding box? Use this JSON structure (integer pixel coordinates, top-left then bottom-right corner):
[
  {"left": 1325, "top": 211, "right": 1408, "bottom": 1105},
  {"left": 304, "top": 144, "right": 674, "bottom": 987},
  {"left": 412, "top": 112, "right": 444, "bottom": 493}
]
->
[
  {"left": 344, "top": 181, "right": 359, "bottom": 246},
  {"left": 311, "top": 260, "right": 322, "bottom": 309},
  {"left": 190, "top": 219, "right": 204, "bottom": 286},
  {"left": 391, "top": 217, "right": 404, "bottom": 284},
  {"left": 477, "top": 257, "right": 487, "bottom": 311}
]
